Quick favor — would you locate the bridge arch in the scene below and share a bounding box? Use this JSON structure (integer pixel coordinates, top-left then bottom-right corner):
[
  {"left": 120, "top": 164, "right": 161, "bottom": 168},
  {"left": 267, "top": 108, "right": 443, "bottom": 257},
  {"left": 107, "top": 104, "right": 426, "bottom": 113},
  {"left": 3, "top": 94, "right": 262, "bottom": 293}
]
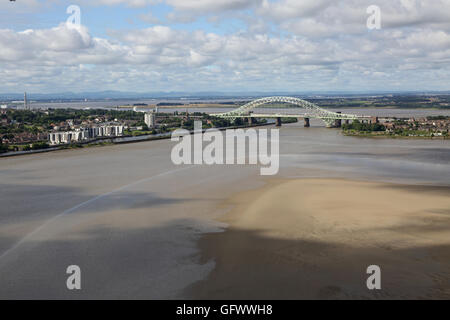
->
[
  {"left": 223, "top": 96, "right": 335, "bottom": 118},
  {"left": 212, "top": 96, "right": 360, "bottom": 123}
]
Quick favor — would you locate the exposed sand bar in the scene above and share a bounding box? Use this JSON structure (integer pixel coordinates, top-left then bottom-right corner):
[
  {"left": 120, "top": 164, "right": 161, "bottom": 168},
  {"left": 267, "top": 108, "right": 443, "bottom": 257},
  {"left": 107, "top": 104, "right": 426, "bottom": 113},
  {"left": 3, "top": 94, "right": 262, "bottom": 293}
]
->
[{"left": 189, "top": 178, "right": 450, "bottom": 299}]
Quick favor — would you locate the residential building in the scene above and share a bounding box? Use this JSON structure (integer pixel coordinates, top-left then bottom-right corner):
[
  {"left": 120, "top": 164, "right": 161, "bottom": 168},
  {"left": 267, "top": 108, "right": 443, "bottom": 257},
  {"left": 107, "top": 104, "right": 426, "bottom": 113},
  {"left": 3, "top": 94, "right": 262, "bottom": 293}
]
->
[{"left": 49, "top": 125, "right": 124, "bottom": 145}]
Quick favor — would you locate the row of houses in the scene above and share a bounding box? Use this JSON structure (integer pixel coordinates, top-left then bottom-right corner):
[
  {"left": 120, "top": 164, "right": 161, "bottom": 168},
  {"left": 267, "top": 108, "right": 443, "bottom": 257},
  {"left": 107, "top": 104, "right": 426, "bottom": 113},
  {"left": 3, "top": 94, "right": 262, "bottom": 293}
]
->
[
  {"left": 382, "top": 118, "right": 450, "bottom": 132},
  {"left": 49, "top": 125, "right": 124, "bottom": 145}
]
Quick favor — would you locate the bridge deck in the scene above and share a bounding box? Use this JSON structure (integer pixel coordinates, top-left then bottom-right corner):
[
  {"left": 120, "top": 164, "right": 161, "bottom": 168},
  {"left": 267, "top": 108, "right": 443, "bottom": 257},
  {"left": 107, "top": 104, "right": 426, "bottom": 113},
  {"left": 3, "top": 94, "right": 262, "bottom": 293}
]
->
[{"left": 211, "top": 113, "right": 371, "bottom": 120}]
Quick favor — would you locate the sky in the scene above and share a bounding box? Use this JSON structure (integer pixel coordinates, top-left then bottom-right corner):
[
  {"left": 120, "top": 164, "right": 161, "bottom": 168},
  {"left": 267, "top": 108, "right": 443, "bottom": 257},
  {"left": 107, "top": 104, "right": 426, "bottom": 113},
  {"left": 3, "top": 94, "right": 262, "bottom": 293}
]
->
[{"left": 1, "top": 0, "right": 450, "bottom": 93}]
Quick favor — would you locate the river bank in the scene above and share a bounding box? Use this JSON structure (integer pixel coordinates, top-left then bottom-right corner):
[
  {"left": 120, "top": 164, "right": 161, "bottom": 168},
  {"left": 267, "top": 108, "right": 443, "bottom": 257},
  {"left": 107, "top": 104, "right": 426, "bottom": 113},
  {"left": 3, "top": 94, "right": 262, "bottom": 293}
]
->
[
  {"left": 343, "top": 131, "right": 449, "bottom": 139},
  {"left": 0, "top": 122, "right": 272, "bottom": 158},
  {"left": 188, "top": 178, "right": 450, "bottom": 299}
]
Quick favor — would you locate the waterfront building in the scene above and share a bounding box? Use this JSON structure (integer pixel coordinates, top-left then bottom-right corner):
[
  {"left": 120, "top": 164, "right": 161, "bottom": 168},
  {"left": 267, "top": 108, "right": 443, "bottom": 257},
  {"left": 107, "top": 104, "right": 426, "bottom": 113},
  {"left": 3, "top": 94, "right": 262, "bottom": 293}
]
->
[{"left": 49, "top": 125, "right": 124, "bottom": 145}]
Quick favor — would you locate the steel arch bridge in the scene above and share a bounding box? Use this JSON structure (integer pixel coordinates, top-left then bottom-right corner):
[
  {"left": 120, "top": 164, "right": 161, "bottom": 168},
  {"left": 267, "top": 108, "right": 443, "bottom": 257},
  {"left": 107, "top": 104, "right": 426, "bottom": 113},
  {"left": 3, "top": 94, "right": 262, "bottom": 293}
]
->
[{"left": 210, "top": 96, "right": 368, "bottom": 127}]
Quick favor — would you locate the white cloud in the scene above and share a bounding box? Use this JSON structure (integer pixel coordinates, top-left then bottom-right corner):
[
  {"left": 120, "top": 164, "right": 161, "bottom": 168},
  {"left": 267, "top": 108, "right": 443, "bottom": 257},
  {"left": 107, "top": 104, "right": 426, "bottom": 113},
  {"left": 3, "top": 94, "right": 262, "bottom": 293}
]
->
[
  {"left": 257, "top": 0, "right": 332, "bottom": 21},
  {"left": 2, "top": 0, "right": 450, "bottom": 92},
  {"left": 95, "top": 0, "right": 157, "bottom": 8},
  {"left": 138, "top": 11, "right": 162, "bottom": 24},
  {"left": 0, "top": 0, "right": 41, "bottom": 11},
  {"left": 166, "top": 0, "right": 260, "bottom": 13}
]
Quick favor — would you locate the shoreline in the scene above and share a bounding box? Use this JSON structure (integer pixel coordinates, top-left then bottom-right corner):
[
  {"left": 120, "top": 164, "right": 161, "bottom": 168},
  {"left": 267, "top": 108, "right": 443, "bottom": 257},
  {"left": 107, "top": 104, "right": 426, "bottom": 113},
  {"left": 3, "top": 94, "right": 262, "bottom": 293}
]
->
[
  {"left": 0, "top": 134, "right": 170, "bottom": 158},
  {"left": 186, "top": 177, "right": 450, "bottom": 299},
  {"left": 0, "top": 122, "right": 272, "bottom": 158},
  {"left": 343, "top": 132, "right": 449, "bottom": 140}
]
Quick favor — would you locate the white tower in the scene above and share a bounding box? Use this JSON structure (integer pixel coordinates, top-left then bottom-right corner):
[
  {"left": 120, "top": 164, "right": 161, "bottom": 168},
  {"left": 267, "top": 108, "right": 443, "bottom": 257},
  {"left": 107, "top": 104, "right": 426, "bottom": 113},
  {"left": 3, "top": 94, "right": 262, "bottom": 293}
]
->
[{"left": 144, "top": 111, "right": 155, "bottom": 128}]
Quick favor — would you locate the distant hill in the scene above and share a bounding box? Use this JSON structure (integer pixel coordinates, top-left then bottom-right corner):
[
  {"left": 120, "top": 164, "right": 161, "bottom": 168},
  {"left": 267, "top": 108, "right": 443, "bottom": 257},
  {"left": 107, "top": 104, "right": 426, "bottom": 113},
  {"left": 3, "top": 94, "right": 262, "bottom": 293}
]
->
[{"left": 1, "top": 90, "right": 449, "bottom": 101}]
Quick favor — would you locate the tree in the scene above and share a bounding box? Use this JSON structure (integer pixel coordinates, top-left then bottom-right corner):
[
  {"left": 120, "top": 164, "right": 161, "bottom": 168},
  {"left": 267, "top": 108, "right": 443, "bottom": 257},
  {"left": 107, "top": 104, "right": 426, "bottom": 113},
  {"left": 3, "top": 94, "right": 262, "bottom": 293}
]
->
[
  {"left": 343, "top": 120, "right": 385, "bottom": 132},
  {"left": 31, "top": 142, "right": 49, "bottom": 150},
  {"left": 0, "top": 142, "right": 8, "bottom": 153},
  {"left": 234, "top": 118, "right": 243, "bottom": 126}
]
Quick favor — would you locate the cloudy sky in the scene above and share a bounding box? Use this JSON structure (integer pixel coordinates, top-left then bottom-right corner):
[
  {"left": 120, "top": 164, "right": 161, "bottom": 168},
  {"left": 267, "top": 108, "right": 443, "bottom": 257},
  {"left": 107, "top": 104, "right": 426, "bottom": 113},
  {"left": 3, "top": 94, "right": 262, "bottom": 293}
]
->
[{"left": 1, "top": 0, "right": 450, "bottom": 93}]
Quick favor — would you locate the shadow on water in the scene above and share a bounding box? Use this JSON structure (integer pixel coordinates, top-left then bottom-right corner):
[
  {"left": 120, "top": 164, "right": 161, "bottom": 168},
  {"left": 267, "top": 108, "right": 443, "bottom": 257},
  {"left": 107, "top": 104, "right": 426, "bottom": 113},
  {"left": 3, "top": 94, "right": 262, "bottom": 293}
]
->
[
  {"left": 0, "top": 211, "right": 448, "bottom": 299},
  {"left": 0, "top": 183, "right": 204, "bottom": 275},
  {"left": 0, "top": 183, "right": 198, "bottom": 220},
  {"left": 0, "top": 219, "right": 216, "bottom": 299},
  {"left": 185, "top": 226, "right": 450, "bottom": 300}
]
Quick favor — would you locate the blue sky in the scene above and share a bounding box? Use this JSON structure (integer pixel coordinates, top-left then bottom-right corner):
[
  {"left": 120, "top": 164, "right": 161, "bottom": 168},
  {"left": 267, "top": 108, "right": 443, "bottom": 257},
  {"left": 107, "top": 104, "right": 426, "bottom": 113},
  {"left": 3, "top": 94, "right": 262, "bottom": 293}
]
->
[{"left": 1, "top": 0, "right": 450, "bottom": 93}]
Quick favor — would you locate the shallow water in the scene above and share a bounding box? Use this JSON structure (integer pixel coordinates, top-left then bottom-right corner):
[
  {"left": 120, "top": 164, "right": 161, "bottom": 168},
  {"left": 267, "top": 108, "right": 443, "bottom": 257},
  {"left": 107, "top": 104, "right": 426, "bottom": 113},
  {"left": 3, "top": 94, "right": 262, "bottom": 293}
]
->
[
  {"left": 279, "top": 122, "right": 450, "bottom": 185},
  {"left": 0, "top": 121, "right": 448, "bottom": 298}
]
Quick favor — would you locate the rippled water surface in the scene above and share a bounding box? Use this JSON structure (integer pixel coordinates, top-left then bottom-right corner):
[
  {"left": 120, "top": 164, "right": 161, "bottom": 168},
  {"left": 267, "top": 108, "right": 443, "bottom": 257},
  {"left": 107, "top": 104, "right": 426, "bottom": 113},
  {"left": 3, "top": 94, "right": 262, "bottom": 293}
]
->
[{"left": 0, "top": 118, "right": 448, "bottom": 298}]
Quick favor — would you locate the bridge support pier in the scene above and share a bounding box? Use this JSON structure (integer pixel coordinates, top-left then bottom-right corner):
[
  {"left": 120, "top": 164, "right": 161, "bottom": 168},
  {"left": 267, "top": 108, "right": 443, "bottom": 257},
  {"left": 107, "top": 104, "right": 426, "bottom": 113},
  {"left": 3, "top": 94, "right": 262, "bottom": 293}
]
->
[
  {"left": 276, "top": 117, "right": 282, "bottom": 127},
  {"left": 370, "top": 116, "right": 379, "bottom": 124},
  {"left": 345, "top": 119, "right": 350, "bottom": 125},
  {"left": 303, "top": 117, "right": 310, "bottom": 127},
  {"left": 334, "top": 112, "right": 342, "bottom": 128}
]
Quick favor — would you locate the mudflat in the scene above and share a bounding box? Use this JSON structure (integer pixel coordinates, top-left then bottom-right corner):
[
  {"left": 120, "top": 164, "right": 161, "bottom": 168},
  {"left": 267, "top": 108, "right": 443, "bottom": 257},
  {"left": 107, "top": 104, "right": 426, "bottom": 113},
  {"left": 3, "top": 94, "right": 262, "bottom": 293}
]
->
[{"left": 188, "top": 178, "right": 450, "bottom": 299}]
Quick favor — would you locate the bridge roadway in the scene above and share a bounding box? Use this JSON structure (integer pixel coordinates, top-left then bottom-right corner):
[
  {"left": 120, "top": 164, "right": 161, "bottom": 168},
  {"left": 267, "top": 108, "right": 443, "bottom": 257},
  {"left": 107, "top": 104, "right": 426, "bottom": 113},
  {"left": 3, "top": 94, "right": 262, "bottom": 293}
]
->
[
  {"left": 219, "top": 113, "right": 372, "bottom": 120},
  {"left": 213, "top": 112, "right": 374, "bottom": 128}
]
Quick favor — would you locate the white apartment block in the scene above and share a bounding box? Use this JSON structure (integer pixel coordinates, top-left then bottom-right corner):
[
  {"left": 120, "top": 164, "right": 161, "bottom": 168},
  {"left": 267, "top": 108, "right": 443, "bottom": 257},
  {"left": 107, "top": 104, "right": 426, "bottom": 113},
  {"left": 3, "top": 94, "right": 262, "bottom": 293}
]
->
[
  {"left": 144, "top": 111, "right": 155, "bottom": 128},
  {"left": 49, "top": 125, "right": 124, "bottom": 145}
]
